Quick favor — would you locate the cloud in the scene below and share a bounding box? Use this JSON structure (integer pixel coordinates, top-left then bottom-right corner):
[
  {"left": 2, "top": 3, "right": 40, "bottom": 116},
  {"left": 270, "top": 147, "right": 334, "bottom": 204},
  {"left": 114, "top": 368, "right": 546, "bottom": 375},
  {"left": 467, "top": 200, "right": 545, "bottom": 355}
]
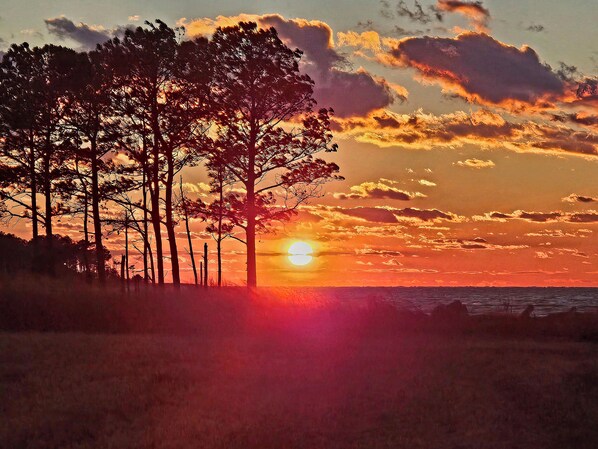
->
[
  {"left": 182, "top": 182, "right": 211, "bottom": 196},
  {"left": 333, "top": 179, "right": 424, "bottom": 200},
  {"left": 20, "top": 29, "right": 44, "bottom": 39},
  {"left": 336, "top": 205, "right": 458, "bottom": 223},
  {"left": 332, "top": 107, "right": 598, "bottom": 157},
  {"left": 386, "top": 32, "right": 565, "bottom": 108},
  {"left": 395, "top": 207, "right": 456, "bottom": 221},
  {"left": 474, "top": 209, "right": 598, "bottom": 224},
  {"left": 259, "top": 15, "right": 405, "bottom": 117},
  {"left": 551, "top": 112, "right": 598, "bottom": 130},
  {"left": 180, "top": 14, "right": 406, "bottom": 117},
  {"left": 456, "top": 158, "right": 495, "bottom": 169},
  {"left": 418, "top": 179, "right": 437, "bottom": 186},
  {"left": 379, "top": 1, "right": 489, "bottom": 31},
  {"left": 518, "top": 211, "right": 562, "bottom": 222},
  {"left": 526, "top": 24, "right": 545, "bottom": 33},
  {"left": 436, "top": 0, "right": 490, "bottom": 32},
  {"left": 45, "top": 17, "right": 112, "bottom": 49},
  {"left": 562, "top": 194, "right": 597, "bottom": 203},
  {"left": 128, "top": 15, "right": 141, "bottom": 22},
  {"left": 423, "top": 236, "right": 528, "bottom": 251},
  {"left": 396, "top": 0, "right": 441, "bottom": 24},
  {"left": 333, "top": 109, "right": 523, "bottom": 148},
  {"left": 569, "top": 212, "right": 598, "bottom": 223},
  {"left": 340, "top": 207, "right": 400, "bottom": 223}
]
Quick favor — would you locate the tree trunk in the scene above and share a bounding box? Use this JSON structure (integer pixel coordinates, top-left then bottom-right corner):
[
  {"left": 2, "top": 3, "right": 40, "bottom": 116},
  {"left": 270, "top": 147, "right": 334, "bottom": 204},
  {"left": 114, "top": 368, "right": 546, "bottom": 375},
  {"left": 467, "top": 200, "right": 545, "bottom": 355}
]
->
[
  {"left": 124, "top": 212, "right": 130, "bottom": 281},
  {"left": 148, "top": 235, "right": 155, "bottom": 284},
  {"left": 181, "top": 181, "right": 198, "bottom": 286},
  {"left": 203, "top": 242, "right": 208, "bottom": 288},
  {"left": 164, "top": 153, "right": 180, "bottom": 287},
  {"left": 150, "top": 153, "right": 164, "bottom": 284},
  {"left": 29, "top": 137, "right": 39, "bottom": 273},
  {"left": 82, "top": 181, "right": 91, "bottom": 283},
  {"left": 29, "top": 139, "right": 38, "bottom": 240},
  {"left": 142, "top": 157, "right": 149, "bottom": 283},
  {"left": 246, "top": 211, "right": 257, "bottom": 288},
  {"left": 217, "top": 237, "right": 222, "bottom": 287},
  {"left": 217, "top": 175, "right": 223, "bottom": 287},
  {"left": 43, "top": 148, "right": 54, "bottom": 276},
  {"left": 150, "top": 94, "right": 165, "bottom": 285},
  {"left": 91, "top": 146, "right": 105, "bottom": 284},
  {"left": 246, "top": 128, "right": 257, "bottom": 288}
]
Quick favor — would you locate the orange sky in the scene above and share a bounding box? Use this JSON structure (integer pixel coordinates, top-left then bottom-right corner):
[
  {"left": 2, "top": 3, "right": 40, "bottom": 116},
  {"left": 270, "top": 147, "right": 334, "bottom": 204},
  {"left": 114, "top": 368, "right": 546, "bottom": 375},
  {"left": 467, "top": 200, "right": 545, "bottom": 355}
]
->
[{"left": 1, "top": 1, "right": 597, "bottom": 286}]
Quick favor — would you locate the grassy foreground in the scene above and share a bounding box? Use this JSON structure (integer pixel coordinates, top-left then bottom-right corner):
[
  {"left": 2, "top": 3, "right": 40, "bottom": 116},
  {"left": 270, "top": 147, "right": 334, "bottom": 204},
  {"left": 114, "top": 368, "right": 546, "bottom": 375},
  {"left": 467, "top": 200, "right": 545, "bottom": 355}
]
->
[
  {"left": 2, "top": 332, "right": 598, "bottom": 449},
  {"left": 1, "top": 275, "right": 598, "bottom": 448}
]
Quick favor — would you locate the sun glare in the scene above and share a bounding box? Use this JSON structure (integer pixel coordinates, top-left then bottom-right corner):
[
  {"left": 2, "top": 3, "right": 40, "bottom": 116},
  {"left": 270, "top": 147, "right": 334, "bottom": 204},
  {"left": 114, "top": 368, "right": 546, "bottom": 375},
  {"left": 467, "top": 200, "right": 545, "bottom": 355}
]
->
[{"left": 288, "top": 241, "right": 313, "bottom": 266}]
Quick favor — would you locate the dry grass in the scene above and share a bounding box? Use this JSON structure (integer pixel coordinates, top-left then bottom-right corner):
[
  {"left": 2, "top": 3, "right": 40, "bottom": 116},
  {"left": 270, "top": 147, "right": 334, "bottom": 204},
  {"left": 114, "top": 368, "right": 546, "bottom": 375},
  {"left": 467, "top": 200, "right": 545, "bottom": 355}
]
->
[
  {"left": 2, "top": 331, "right": 598, "bottom": 449},
  {"left": 2, "top": 274, "right": 598, "bottom": 448}
]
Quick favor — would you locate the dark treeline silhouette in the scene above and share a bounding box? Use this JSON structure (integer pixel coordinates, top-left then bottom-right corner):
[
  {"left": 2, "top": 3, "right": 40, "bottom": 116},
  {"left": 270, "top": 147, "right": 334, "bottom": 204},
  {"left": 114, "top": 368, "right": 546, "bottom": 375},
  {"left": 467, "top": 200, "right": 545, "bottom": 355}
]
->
[
  {"left": 0, "top": 231, "right": 114, "bottom": 278},
  {"left": 0, "top": 20, "right": 342, "bottom": 287}
]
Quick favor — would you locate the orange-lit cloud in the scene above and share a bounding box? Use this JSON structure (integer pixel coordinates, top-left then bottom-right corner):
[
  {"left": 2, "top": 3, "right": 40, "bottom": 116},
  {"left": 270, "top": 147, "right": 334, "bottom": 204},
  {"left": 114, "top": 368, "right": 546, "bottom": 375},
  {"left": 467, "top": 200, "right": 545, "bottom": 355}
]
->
[
  {"left": 456, "top": 158, "right": 495, "bottom": 169},
  {"left": 333, "top": 179, "right": 425, "bottom": 200},
  {"left": 386, "top": 32, "right": 565, "bottom": 109},
  {"left": 562, "top": 194, "right": 598, "bottom": 203},
  {"left": 474, "top": 210, "right": 598, "bottom": 223},
  {"left": 436, "top": 0, "right": 490, "bottom": 32},
  {"left": 332, "top": 109, "right": 598, "bottom": 157},
  {"left": 337, "top": 206, "right": 461, "bottom": 223}
]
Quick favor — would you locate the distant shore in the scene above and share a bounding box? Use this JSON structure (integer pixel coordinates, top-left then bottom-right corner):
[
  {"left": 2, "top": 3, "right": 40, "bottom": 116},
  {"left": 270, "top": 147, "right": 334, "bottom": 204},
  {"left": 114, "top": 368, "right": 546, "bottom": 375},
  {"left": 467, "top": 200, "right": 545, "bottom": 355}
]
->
[{"left": 1, "top": 274, "right": 598, "bottom": 340}]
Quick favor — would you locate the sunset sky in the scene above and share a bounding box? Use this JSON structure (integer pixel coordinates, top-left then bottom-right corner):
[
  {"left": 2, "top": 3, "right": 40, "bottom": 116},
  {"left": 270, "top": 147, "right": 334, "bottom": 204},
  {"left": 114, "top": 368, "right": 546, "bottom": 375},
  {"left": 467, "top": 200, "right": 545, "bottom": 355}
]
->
[{"left": 1, "top": 0, "right": 597, "bottom": 286}]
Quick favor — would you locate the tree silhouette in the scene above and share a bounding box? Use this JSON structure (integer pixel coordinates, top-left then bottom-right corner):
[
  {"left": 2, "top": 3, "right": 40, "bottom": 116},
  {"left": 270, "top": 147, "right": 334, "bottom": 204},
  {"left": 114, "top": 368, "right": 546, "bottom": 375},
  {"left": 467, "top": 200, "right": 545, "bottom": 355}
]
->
[
  {"left": 60, "top": 48, "right": 122, "bottom": 283},
  {"left": 210, "top": 22, "right": 342, "bottom": 287},
  {"left": 104, "top": 21, "right": 212, "bottom": 286},
  {"left": 0, "top": 20, "right": 342, "bottom": 287},
  {"left": 0, "top": 43, "right": 82, "bottom": 274}
]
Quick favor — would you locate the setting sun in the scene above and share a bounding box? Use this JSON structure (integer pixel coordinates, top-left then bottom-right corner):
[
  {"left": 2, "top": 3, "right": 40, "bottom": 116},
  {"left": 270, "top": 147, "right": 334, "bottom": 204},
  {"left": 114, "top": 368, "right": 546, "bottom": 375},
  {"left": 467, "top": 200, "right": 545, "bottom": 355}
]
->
[{"left": 288, "top": 241, "right": 313, "bottom": 266}]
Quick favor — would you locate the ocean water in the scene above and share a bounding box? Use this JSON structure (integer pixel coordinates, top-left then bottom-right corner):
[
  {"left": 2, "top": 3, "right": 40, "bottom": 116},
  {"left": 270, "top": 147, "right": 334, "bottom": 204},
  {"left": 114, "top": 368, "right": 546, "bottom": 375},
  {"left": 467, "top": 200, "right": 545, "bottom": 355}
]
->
[{"left": 281, "top": 287, "right": 598, "bottom": 316}]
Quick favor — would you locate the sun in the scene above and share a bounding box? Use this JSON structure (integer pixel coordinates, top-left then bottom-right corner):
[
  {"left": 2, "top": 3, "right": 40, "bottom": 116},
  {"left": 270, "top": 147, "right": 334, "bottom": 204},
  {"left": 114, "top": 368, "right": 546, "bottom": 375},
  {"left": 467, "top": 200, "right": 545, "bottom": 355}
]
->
[{"left": 288, "top": 241, "right": 313, "bottom": 266}]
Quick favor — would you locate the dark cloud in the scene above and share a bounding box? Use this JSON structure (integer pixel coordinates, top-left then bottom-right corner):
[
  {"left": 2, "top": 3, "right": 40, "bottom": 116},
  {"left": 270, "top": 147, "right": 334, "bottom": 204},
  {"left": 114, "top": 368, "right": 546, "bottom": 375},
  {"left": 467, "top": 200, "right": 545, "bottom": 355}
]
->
[
  {"left": 333, "top": 179, "right": 423, "bottom": 201},
  {"left": 569, "top": 212, "right": 598, "bottom": 223},
  {"left": 337, "top": 206, "right": 456, "bottom": 223},
  {"left": 396, "top": 1, "right": 441, "bottom": 24},
  {"left": 436, "top": 0, "right": 490, "bottom": 30},
  {"left": 392, "top": 26, "right": 425, "bottom": 37},
  {"left": 490, "top": 212, "right": 512, "bottom": 219},
  {"left": 356, "top": 20, "right": 375, "bottom": 31},
  {"left": 337, "top": 189, "right": 412, "bottom": 201},
  {"left": 260, "top": 15, "right": 342, "bottom": 70},
  {"left": 388, "top": 33, "right": 565, "bottom": 107},
  {"left": 576, "top": 77, "right": 598, "bottom": 101},
  {"left": 394, "top": 207, "right": 454, "bottom": 221},
  {"left": 551, "top": 112, "right": 598, "bottom": 129},
  {"left": 526, "top": 24, "right": 545, "bottom": 32},
  {"left": 479, "top": 209, "right": 598, "bottom": 224},
  {"left": 45, "top": 17, "right": 111, "bottom": 49},
  {"left": 341, "top": 207, "right": 399, "bottom": 223},
  {"left": 316, "top": 70, "right": 399, "bottom": 117},
  {"left": 259, "top": 14, "right": 403, "bottom": 117},
  {"left": 531, "top": 126, "right": 598, "bottom": 155},
  {"left": 518, "top": 211, "right": 562, "bottom": 222},
  {"left": 562, "top": 194, "right": 597, "bottom": 203}
]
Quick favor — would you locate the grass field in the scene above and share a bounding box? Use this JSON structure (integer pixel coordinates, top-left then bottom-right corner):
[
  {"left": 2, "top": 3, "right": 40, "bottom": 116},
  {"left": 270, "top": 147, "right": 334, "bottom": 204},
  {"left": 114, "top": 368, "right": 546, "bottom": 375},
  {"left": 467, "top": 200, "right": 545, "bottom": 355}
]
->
[
  {"left": 2, "top": 330, "right": 598, "bottom": 449},
  {"left": 1, "top": 276, "right": 598, "bottom": 448}
]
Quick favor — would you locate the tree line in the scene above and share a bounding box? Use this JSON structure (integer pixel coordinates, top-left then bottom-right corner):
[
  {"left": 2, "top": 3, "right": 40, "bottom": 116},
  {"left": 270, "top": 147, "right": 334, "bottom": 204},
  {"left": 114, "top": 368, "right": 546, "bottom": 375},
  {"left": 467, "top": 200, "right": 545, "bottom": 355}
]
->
[{"left": 0, "top": 20, "right": 342, "bottom": 288}]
